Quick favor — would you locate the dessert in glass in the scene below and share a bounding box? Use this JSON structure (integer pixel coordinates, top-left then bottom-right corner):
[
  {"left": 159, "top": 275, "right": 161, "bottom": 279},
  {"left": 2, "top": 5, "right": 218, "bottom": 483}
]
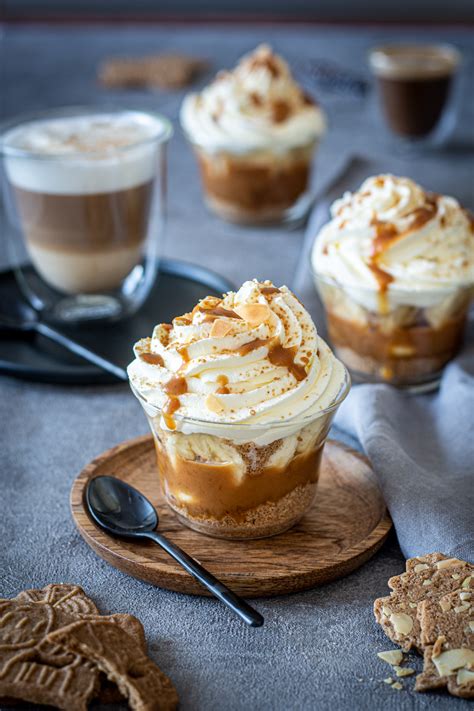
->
[
  {"left": 128, "top": 280, "right": 349, "bottom": 539},
  {"left": 180, "top": 45, "right": 326, "bottom": 226},
  {"left": 311, "top": 175, "right": 474, "bottom": 390}
]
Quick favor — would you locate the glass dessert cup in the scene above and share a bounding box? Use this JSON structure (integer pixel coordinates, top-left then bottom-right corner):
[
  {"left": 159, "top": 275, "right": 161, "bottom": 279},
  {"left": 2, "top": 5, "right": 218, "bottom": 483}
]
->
[
  {"left": 131, "top": 375, "right": 350, "bottom": 540},
  {"left": 188, "top": 138, "right": 317, "bottom": 227},
  {"left": 313, "top": 271, "right": 472, "bottom": 392}
]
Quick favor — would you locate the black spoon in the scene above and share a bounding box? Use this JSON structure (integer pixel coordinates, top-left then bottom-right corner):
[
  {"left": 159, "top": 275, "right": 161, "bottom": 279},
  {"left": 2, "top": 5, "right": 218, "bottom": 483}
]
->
[
  {"left": 86, "top": 476, "right": 264, "bottom": 628},
  {"left": 0, "top": 313, "right": 128, "bottom": 382}
]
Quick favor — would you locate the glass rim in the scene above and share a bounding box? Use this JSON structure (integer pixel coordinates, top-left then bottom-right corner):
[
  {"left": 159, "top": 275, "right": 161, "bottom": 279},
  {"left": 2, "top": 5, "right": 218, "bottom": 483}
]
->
[
  {"left": 368, "top": 42, "right": 461, "bottom": 73},
  {"left": 129, "top": 366, "right": 351, "bottom": 432},
  {"left": 310, "top": 261, "right": 474, "bottom": 295},
  {"left": 0, "top": 105, "right": 173, "bottom": 160},
  {"left": 179, "top": 122, "right": 320, "bottom": 157}
]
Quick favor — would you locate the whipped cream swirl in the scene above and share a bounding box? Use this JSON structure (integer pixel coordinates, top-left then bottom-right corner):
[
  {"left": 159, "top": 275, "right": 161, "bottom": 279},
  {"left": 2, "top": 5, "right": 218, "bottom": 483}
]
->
[
  {"left": 128, "top": 280, "right": 346, "bottom": 444},
  {"left": 312, "top": 174, "right": 474, "bottom": 309},
  {"left": 180, "top": 44, "right": 326, "bottom": 155}
]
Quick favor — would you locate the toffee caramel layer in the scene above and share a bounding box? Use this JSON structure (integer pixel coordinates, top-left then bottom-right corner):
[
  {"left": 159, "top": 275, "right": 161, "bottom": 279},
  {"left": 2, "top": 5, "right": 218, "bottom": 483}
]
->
[
  {"left": 13, "top": 180, "right": 153, "bottom": 252},
  {"left": 326, "top": 308, "right": 468, "bottom": 381},
  {"left": 154, "top": 440, "right": 323, "bottom": 522},
  {"left": 196, "top": 145, "right": 313, "bottom": 216}
]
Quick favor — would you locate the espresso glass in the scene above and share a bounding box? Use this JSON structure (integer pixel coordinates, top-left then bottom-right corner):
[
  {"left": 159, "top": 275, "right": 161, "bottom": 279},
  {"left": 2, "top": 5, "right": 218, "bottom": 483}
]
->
[
  {"left": 131, "top": 372, "right": 350, "bottom": 540},
  {"left": 1, "top": 107, "right": 172, "bottom": 323},
  {"left": 369, "top": 44, "right": 461, "bottom": 148}
]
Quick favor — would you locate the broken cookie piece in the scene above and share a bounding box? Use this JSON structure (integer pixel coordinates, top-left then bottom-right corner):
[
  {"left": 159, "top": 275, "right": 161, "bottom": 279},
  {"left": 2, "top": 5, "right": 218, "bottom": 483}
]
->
[
  {"left": 99, "top": 54, "right": 209, "bottom": 90},
  {"left": 48, "top": 618, "right": 178, "bottom": 711},
  {"left": 415, "top": 588, "right": 474, "bottom": 699},
  {"left": 374, "top": 555, "right": 472, "bottom": 651}
]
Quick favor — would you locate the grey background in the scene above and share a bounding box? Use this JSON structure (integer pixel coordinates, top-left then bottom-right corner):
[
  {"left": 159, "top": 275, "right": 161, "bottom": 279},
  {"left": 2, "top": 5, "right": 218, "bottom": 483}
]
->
[{"left": 1, "top": 22, "right": 473, "bottom": 711}]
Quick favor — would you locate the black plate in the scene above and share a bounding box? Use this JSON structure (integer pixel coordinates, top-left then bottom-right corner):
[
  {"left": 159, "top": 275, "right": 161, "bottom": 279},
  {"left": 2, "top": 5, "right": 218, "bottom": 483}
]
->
[{"left": 0, "top": 259, "right": 234, "bottom": 385}]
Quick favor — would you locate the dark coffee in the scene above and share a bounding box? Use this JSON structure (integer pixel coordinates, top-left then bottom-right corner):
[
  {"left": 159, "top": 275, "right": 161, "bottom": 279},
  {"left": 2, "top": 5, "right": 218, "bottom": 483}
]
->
[
  {"left": 376, "top": 74, "right": 451, "bottom": 137},
  {"left": 370, "top": 44, "right": 460, "bottom": 139}
]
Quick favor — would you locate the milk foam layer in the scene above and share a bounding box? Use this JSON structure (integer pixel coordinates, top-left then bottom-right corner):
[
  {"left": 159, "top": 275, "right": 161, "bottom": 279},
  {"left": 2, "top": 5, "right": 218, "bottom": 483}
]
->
[
  {"left": 128, "top": 280, "right": 347, "bottom": 444},
  {"left": 180, "top": 45, "right": 326, "bottom": 155},
  {"left": 2, "top": 111, "right": 169, "bottom": 194},
  {"left": 312, "top": 174, "right": 474, "bottom": 312}
]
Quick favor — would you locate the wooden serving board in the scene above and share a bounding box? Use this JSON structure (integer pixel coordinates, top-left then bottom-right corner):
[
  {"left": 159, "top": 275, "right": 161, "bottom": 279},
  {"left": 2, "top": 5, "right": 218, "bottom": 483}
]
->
[{"left": 71, "top": 436, "right": 391, "bottom": 598}]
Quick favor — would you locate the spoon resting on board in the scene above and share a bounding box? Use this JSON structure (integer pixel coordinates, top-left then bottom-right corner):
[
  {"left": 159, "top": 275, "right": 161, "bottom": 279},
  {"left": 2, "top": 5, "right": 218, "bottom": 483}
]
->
[{"left": 86, "top": 475, "right": 264, "bottom": 628}]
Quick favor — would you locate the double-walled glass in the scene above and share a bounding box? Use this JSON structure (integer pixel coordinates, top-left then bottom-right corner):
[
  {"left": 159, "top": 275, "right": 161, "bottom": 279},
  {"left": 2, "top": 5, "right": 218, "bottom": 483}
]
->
[
  {"left": 1, "top": 107, "right": 172, "bottom": 323},
  {"left": 131, "top": 371, "right": 350, "bottom": 540},
  {"left": 313, "top": 270, "right": 472, "bottom": 391}
]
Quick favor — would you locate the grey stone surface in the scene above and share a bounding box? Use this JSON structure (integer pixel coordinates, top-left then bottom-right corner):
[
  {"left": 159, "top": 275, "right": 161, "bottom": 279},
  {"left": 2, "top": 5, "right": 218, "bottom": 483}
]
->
[{"left": 0, "top": 24, "right": 473, "bottom": 710}]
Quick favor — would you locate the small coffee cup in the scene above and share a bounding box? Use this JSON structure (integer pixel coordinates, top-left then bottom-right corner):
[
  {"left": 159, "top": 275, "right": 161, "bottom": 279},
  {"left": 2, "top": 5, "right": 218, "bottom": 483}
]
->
[{"left": 369, "top": 43, "right": 461, "bottom": 142}]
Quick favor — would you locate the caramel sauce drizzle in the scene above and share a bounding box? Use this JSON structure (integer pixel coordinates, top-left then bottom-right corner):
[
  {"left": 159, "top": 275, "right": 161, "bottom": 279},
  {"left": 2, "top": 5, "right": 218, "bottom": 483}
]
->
[
  {"left": 164, "top": 376, "right": 188, "bottom": 396},
  {"left": 260, "top": 286, "right": 281, "bottom": 295},
  {"left": 237, "top": 338, "right": 269, "bottom": 356},
  {"left": 163, "top": 396, "right": 180, "bottom": 431},
  {"left": 140, "top": 352, "right": 164, "bottom": 366},
  {"left": 177, "top": 345, "right": 190, "bottom": 363},
  {"left": 236, "top": 338, "right": 308, "bottom": 381},
  {"left": 268, "top": 344, "right": 307, "bottom": 382},
  {"left": 200, "top": 306, "right": 242, "bottom": 321},
  {"left": 216, "top": 374, "right": 229, "bottom": 395},
  {"left": 369, "top": 219, "right": 396, "bottom": 297}
]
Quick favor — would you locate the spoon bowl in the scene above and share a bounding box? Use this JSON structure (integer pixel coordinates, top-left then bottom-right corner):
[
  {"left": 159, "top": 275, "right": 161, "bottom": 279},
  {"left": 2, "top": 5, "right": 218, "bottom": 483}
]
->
[{"left": 87, "top": 475, "right": 158, "bottom": 534}]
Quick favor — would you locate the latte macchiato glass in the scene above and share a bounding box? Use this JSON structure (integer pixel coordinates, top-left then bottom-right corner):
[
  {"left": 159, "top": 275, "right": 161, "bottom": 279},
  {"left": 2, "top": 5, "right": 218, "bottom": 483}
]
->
[{"left": 1, "top": 108, "right": 172, "bottom": 322}]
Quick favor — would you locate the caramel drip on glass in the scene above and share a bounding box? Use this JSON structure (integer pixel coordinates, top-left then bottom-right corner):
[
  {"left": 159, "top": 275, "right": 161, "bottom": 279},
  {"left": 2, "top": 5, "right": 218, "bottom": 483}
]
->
[
  {"left": 140, "top": 352, "right": 164, "bottom": 366},
  {"left": 163, "top": 396, "right": 180, "bottom": 431},
  {"left": 268, "top": 344, "right": 307, "bottom": 382},
  {"left": 164, "top": 376, "right": 188, "bottom": 396}
]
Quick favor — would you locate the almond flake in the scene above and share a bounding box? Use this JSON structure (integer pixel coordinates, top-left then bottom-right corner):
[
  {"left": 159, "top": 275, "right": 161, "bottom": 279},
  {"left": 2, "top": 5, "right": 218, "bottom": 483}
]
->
[
  {"left": 383, "top": 677, "right": 394, "bottom": 685},
  {"left": 462, "top": 576, "right": 472, "bottom": 589},
  {"left": 440, "top": 599, "right": 451, "bottom": 612},
  {"left": 205, "top": 393, "right": 224, "bottom": 414},
  {"left": 409, "top": 602, "right": 418, "bottom": 609},
  {"left": 454, "top": 603, "right": 470, "bottom": 614},
  {"left": 391, "top": 682, "right": 403, "bottom": 690},
  {"left": 210, "top": 319, "right": 233, "bottom": 338},
  {"left": 234, "top": 303, "right": 271, "bottom": 326},
  {"left": 452, "top": 573, "right": 461, "bottom": 579},
  {"left": 414, "top": 563, "right": 429, "bottom": 572},
  {"left": 459, "top": 592, "right": 471, "bottom": 601},
  {"left": 436, "top": 558, "right": 463, "bottom": 570},
  {"left": 422, "top": 579, "right": 433, "bottom": 586},
  {"left": 377, "top": 650, "right": 403, "bottom": 666},
  {"left": 393, "top": 666, "right": 414, "bottom": 677},
  {"left": 390, "top": 612, "right": 413, "bottom": 636}
]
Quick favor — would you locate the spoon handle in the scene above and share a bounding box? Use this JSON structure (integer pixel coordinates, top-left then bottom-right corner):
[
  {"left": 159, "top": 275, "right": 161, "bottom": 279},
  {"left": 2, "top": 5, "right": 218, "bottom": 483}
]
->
[
  {"left": 34, "top": 322, "right": 128, "bottom": 382},
  {"left": 145, "top": 530, "right": 263, "bottom": 627}
]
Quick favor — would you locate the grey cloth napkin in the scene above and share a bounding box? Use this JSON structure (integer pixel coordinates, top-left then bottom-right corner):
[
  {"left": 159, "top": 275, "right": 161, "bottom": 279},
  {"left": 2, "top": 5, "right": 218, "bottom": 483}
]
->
[{"left": 293, "top": 156, "right": 474, "bottom": 563}]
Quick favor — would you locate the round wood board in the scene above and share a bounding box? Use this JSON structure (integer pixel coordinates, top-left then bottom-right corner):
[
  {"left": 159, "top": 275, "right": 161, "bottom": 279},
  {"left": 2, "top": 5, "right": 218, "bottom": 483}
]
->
[{"left": 71, "top": 435, "right": 391, "bottom": 598}]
